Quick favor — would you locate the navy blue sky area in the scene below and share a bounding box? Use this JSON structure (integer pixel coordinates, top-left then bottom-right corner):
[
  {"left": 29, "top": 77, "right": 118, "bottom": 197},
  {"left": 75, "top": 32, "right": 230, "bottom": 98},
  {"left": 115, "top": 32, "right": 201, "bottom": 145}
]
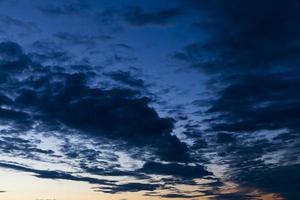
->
[{"left": 0, "top": 0, "right": 299, "bottom": 200}]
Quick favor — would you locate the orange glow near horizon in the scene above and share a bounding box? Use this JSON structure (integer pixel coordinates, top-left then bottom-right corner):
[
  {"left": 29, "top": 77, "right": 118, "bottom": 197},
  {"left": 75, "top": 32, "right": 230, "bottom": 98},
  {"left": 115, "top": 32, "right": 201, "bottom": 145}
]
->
[{"left": 0, "top": 168, "right": 284, "bottom": 200}]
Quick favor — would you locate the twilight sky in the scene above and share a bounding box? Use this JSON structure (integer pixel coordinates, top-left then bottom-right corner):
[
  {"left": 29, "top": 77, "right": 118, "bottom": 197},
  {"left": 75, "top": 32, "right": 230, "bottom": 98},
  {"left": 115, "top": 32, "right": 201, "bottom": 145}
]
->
[{"left": 0, "top": 0, "right": 299, "bottom": 200}]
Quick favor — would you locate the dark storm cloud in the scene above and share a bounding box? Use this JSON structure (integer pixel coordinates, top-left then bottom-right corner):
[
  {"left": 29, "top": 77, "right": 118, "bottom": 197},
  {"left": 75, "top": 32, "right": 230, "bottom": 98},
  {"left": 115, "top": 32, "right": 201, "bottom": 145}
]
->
[
  {"left": 39, "top": 0, "right": 90, "bottom": 16},
  {"left": 123, "top": 6, "right": 181, "bottom": 26},
  {"left": 105, "top": 70, "right": 145, "bottom": 88}
]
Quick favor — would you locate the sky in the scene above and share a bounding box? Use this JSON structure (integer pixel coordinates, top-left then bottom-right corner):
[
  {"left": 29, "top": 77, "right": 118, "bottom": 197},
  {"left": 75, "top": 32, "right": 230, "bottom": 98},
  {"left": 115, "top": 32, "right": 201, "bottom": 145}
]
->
[{"left": 0, "top": 0, "right": 299, "bottom": 200}]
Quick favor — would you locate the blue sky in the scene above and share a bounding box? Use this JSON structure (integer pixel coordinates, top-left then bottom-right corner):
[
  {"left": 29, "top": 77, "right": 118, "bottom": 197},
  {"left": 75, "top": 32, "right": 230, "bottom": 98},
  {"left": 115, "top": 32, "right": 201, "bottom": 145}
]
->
[{"left": 0, "top": 0, "right": 299, "bottom": 200}]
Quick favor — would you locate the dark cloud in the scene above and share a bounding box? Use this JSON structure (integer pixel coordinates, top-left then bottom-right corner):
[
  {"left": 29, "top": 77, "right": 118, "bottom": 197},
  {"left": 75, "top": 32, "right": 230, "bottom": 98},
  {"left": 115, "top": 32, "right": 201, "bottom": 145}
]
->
[
  {"left": 0, "top": 162, "right": 115, "bottom": 186},
  {"left": 4, "top": 0, "right": 299, "bottom": 198},
  {"left": 83, "top": 166, "right": 150, "bottom": 180},
  {"left": 0, "top": 57, "right": 29, "bottom": 74},
  {"left": 0, "top": 38, "right": 200, "bottom": 198},
  {"left": 0, "top": 94, "right": 12, "bottom": 105},
  {"left": 145, "top": 192, "right": 203, "bottom": 199},
  {"left": 214, "top": 193, "right": 253, "bottom": 200},
  {"left": 216, "top": 133, "right": 236, "bottom": 144},
  {"left": 175, "top": 0, "right": 300, "bottom": 146},
  {"left": 0, "top": 136, "right": 54, "bottom": 158},
  {"left": 15, "top": 78, "right": 188, "bottom": 161},
  {"left": 0, "top": 108, "right": 30, "bottom": 124},
  {"left": 176, "top": 0, "right": 300, "bottom": 73},
  {"left": 106, "top": 70, "right": 145, "bottom": 88},
  {"left": 210, "top": 135, "right": 299, "bottom": 199},
  {"left": 97, "top": 182, "right": 160, "bottom": 194},
  {"left": 0, "top": 41, "right": 23, "bottom": 59},
  {"left": 0, "top": 41, "right": 30, "bottom": 79},
  {"left": 0, "top": 161, "right": 167, "bottom": 194},
  {"left": 29, "top": 51, "right": 72, "bottom": 63},
  {"left": 159, "top": 193, "right": 202, "bottom": 198},
  {"left": 236, "top": 164, "right": 300, "bottom": 200},
  {"left": 0, "top": 40, "right": 189, "bottom": 162},
  {"left": 15, "top": 73, "right": 173, "bottom": 145},
  {"left": 123, "top": 6, "right": 181, "bottom": 26},
  {"left": 140, "top": 161, "right": 212, "bottom": 179},
  {"left": 155, "top": 134, "right": 190, "bottom": 162},
  {"left": 29, "top": 40, "right": 73, "bottom": 63},
  {"left": 172, "top": 1, "right": 300, "bottom": 198},
  {"left": 207, "top": 73, "right": 300, "bottom": 133}
]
